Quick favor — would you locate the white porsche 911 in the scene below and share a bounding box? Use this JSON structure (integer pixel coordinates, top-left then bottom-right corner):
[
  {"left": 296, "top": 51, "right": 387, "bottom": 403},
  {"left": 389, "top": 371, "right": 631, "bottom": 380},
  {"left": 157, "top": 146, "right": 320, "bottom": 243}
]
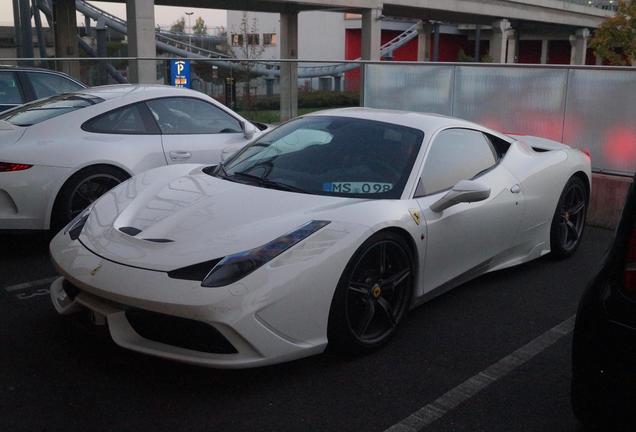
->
[
  {"left": 0, "top": 84, "right": 263, "bottom": 232},
  {"left": 49, "top": 108, "right": 591, "bottom": 368}
]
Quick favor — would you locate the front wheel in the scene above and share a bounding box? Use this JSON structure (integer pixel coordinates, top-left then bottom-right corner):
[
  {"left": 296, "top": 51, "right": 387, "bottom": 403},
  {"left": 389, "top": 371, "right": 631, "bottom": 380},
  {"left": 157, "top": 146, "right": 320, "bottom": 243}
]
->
[
  {"left": 550, "top": 176, "right": 588, "bottom": 258},
  {"left": 328, "top": 231, "right": 414, "bottom": 354}
]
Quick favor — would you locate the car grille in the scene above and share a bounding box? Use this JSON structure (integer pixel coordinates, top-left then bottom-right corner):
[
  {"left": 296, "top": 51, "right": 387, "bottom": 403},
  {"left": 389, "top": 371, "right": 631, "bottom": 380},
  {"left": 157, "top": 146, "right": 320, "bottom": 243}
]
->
[{"left": 125, "top": 309, "right": 238, "bottom": 354}]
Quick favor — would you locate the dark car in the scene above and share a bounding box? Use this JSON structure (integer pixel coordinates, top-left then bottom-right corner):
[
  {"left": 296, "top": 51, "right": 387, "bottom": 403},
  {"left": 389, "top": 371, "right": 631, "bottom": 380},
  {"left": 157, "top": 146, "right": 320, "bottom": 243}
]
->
[
  {"left": 572, "top": 173, "right": 636, "bottom": 431},
  {"left": 0, "top": 66, "right": 85, "bottom": 112}
]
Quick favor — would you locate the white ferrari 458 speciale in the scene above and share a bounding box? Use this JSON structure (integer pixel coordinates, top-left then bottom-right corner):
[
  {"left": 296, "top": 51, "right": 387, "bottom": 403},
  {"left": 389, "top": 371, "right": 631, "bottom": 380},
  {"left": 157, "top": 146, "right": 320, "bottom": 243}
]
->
[{"left": 49, "top": 108, "right": 591, "bottom": 368}]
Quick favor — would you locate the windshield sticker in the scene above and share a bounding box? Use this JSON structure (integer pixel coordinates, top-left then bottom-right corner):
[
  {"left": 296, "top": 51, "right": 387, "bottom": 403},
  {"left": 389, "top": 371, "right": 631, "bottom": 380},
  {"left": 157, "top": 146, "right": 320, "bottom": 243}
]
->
[{"left": 323, "top": 182, "right": 393, "bottom": 194}]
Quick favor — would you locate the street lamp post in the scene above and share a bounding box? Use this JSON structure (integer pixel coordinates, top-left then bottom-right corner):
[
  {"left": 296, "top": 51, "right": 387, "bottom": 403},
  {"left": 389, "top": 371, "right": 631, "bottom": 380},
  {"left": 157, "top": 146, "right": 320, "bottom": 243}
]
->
[{"left": 185, "top": 11, "right": 194, "bottom": 53}]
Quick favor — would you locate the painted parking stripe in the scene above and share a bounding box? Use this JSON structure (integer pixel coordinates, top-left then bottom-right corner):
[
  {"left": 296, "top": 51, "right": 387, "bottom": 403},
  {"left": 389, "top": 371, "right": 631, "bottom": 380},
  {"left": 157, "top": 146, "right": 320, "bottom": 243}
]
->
[
  {"left": 2, "top": 276, "right": 58, "bottom": 292},
  {"left": 384, "top": 316, "right": 576, "bottom": 432}
]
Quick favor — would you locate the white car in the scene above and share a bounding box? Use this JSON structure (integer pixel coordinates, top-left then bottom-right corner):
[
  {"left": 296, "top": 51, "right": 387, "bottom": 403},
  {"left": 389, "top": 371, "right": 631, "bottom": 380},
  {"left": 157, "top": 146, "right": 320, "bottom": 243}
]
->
[
  {"left": 49, "top": 108, "right": 591, "bottom": 368},
  {"left": 0, "top": 84, "right": 263, "bottom": 232}
]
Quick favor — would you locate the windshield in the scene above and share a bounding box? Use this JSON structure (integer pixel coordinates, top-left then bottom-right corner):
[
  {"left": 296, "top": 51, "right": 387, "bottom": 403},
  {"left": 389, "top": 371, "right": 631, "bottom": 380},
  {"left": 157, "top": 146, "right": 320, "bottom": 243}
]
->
[
  {"left": 217, "top": 116, "right": 424, "bottom": 199},
  {"left": 0, "top": 93, "right": 104, "bottom": 126}
]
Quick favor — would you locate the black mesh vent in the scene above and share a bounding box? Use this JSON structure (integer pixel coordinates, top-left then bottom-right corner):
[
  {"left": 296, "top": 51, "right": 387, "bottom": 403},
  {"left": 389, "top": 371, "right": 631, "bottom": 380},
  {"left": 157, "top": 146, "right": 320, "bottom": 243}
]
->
[
  {"left": 125, "top": 309, "right": 237, "bottom": 354},
  {"left": 167, "top": 258, "right": 223, "bottom": 281}
]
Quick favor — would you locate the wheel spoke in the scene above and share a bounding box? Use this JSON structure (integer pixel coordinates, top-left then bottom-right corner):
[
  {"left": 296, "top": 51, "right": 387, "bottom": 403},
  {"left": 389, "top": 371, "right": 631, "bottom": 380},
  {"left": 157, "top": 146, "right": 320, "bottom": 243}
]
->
[
  {"left": 379, "top": 243, "right": 387, "bottom": 275},
  {"left": 560, "top": 222, "right": 569, "bottom": 247},
  {"left": 75, "top": 187, "right": 93, "bottom": 204},
  {"left": 383, "top": 268, "right": 410, "bottom": 291},
  {"left": 349, "top": 282, "right": 370, "bottom": 296},
  {"left": 566, "top": 220, "right": 579, "bottom": 241},
  {"left": 568, "top": 201, "right": 585, "bottom": 216},
  {"left": 357, "top": 299, "right": 376, "bottom": 336},
  {"left": 377, "top": 297, "right": 396, "bottom": 327}
]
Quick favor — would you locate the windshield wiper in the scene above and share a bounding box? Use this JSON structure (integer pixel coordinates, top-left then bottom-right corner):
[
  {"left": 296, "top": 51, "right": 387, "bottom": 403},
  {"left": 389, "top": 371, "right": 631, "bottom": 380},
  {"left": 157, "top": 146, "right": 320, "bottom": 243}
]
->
[{"left": 230, "top": 171, "right": 307, "bottom": 193}]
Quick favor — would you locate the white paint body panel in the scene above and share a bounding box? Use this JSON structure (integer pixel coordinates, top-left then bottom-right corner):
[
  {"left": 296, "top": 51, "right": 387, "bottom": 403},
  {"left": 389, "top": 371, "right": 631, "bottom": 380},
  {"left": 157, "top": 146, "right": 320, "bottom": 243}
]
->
[
  {"left": 49, "top": 108, "right": 592, "bottom": 368},
  {"left": 0, "top": 85, "right": 260, "bottom": 230}
]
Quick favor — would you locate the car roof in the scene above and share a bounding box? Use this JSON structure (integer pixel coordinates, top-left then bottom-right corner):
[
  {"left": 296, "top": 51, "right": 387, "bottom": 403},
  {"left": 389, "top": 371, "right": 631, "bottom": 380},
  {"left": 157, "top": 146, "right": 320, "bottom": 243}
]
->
[
  {"left": 69, "top": 84, "right": 206, "bottom": 101},
  {"left": 306, "top": 107, "right": 496, "bottom": 135}
]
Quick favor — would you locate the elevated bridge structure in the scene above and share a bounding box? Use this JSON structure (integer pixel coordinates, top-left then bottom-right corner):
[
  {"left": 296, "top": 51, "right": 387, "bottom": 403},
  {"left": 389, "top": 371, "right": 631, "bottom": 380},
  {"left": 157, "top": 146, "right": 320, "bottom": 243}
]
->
[{"left": 14, "top": 0, "right": 616, "bottom": 119}]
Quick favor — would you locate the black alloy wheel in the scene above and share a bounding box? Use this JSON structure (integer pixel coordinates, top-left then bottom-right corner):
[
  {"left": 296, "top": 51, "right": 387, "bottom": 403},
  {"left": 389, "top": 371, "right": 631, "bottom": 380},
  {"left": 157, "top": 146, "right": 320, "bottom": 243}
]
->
[
  {"left": 328, "top": 231, "right": 414, "bottom": 353},
  {"left": 51, "top": 166, "right": 129, "bottom": 234},
  {"left": 551, "top": 176, "right": 588, "bottom": 258}
]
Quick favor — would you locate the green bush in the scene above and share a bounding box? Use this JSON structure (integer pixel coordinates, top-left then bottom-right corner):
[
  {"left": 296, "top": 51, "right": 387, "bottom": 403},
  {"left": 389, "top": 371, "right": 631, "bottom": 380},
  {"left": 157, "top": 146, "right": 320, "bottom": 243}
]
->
[{"left": 236, "top": 91, "right": 359, "bottom": 111}]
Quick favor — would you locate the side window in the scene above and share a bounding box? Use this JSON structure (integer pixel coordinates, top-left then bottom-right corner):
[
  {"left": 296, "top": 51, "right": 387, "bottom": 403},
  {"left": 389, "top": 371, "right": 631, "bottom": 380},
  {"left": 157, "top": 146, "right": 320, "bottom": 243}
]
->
[
  {"left": 83, "top": 103, "right": 154, "bottom": 134},
  {"left": 420, "top": 128, "right": 497, "bottom": 196},
  {"left": 26, "top": 72, "right": 84, "bottom": 99},
  {"left": 145, "top": 97, "right": 242, "bottom": 135},
  {"left": 0, "top": 71, "right": 23, "bottom": 105}
]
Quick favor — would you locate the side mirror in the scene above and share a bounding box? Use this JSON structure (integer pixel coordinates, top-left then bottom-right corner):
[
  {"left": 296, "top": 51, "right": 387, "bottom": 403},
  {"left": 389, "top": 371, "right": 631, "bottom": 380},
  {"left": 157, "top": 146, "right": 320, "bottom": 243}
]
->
[
  {"left": 430, "top": 180, "right": 491, "bottom": 213},
  {"left": 240, "top": 121, "right": 256, "bottom": 140}
]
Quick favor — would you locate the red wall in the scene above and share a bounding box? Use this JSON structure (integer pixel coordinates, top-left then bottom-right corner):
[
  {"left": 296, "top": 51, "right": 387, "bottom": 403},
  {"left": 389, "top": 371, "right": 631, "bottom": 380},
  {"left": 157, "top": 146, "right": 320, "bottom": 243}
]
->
[
  {"left": 518, "top": 40, "right": 542, "bottom": 64},
  {"left": 548, "top": 40, "right": 571, "bottom": 64}
]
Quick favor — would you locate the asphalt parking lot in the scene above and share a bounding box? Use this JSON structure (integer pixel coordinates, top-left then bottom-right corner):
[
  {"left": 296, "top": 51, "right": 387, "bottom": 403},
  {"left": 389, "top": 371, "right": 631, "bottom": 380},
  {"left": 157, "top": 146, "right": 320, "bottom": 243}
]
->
[{"left": 1, "top": 226, "right": 612, "bottom": 432}]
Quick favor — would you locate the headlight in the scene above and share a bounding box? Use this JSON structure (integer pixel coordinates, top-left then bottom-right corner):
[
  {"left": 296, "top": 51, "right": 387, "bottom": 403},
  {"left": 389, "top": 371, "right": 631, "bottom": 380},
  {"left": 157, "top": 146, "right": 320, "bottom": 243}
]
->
[
  {"left": 63, "top": 207, "right": 91, "bottom": 240},
  {"left": 202, "top": 220, "right": 330, "bottom": 287}
]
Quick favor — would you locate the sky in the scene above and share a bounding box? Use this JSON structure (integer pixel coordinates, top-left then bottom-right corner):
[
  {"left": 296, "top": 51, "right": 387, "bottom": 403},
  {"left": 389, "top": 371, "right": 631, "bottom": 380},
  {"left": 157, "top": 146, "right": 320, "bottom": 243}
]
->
[{"left": 0, "top": 1, "right": 227, "bottom": 30}]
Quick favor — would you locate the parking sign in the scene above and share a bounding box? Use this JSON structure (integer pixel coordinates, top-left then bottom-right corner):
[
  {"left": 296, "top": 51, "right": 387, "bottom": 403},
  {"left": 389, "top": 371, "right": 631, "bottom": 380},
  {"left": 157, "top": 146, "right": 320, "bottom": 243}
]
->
[{"left": 170, "top": 59, "right": 191, "bottom": 88}]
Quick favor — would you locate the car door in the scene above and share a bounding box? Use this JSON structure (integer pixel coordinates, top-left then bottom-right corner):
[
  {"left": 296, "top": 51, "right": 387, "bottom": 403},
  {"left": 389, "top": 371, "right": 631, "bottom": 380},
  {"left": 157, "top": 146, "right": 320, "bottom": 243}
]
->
[
  {"left": 414, "top": 128, "right": 523, "bottom": 293},
  {"left": 145, "top": 97, "right": 247, "bottom": 165}
]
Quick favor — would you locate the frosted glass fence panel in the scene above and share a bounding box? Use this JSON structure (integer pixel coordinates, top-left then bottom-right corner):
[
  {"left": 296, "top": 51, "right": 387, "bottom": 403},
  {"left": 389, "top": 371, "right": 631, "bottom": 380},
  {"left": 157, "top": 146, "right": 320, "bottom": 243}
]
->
[
  {"left": 453, "top": 67, "right": 568, "bottom": 141},
  {"left": 363, "top": 64, "right": 454, "bottom": 115},
  {"left": 563, "top": 69, "right": 636, "bottom": 176},
  {"left": 363, "top": 63, "right": 636, "bottom": 175}
]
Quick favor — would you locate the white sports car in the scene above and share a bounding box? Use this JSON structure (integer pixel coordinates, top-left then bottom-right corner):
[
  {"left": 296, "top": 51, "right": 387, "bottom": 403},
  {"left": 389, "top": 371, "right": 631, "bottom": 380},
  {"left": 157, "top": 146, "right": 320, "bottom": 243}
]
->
[
  {"left": 0, "top": 84, "right": 263, "bottom": 232},
  {"left": 49, "top": 108, "right": 591, "bottom": 368}
]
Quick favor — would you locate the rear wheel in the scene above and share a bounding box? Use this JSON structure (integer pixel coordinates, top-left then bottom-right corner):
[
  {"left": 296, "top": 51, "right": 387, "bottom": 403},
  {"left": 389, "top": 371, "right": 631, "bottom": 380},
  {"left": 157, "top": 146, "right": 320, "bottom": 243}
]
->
[
  {"left": 328, "top": 231, "right": 414, "bottom": 354},
  {"left": 50, "top": 166, "right": 128, "bottom": 234},
  {"left": 550, "top": 176, "right": 588, "bottom": 258}
]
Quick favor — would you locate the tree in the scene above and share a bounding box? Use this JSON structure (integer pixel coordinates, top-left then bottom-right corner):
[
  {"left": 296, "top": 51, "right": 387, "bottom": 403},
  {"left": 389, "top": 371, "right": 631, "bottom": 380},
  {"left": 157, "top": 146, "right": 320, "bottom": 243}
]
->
[
  {"left": 234, "top": 12, "right": 265, "bottom": 110},
  {"left": 193, "top": 17, "right": 208, "bottom": 36},
  {"left": 170, "top": 17, "right": 185, "bottom": 34},
  {"left": 589, "top": 1, "right": 636, "bottom": 66}
]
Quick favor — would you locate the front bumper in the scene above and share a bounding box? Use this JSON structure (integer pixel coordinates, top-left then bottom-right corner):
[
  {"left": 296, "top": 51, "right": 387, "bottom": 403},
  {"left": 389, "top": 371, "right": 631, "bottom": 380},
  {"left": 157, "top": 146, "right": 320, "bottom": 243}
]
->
[{"left": 49, "top": 225, "right": 354, "bottom": 368}]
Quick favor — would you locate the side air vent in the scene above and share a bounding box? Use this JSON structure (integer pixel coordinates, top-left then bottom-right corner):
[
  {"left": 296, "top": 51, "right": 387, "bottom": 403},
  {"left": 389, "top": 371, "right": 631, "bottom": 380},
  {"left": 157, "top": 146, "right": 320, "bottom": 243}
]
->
[
  {"left": 143, "top": 238, "right": 174, "bottom": 243},
  {"left": 119, "top": 226, "right": 142, "bottom": 236}
]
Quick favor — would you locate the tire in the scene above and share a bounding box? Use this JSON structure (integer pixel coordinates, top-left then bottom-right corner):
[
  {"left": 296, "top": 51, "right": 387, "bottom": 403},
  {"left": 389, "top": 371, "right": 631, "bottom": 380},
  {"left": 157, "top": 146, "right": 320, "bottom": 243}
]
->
[
  {"left": 550, "top": 175, "right": 588, "bottom": 259},
  {"left": 328, "top": 231, "right": 414, "bottom": 354},
  {"left": 50, "top": 166, "right": 129, "bottom": 234}
]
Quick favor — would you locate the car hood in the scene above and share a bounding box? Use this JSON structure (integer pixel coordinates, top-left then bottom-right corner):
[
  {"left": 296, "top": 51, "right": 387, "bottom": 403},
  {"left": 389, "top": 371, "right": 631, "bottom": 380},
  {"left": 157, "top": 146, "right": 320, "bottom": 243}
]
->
[{"left": 79, "top": 164, "right": 365, "bottom": 271}]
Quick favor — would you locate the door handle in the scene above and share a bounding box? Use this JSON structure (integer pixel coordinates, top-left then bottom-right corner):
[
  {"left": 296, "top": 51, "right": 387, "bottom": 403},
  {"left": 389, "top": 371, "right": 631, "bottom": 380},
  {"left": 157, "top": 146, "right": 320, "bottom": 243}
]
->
[
  {"left": 169, "top": 151, "right": 191, "bottom": 161},
  {"left": 510, "top": 184, "right": 521, "bottom": 194}
]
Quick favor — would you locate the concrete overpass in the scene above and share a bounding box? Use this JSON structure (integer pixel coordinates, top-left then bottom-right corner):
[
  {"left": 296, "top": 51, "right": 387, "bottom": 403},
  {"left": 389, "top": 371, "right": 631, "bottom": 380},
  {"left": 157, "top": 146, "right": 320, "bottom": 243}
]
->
[{"left": 46, "top": 0, "right": 615, "bottom": 119}]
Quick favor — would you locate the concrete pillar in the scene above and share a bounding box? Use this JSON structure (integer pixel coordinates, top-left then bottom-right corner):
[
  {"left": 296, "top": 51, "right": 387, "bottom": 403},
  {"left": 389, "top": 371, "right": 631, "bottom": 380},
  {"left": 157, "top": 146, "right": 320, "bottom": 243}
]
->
[
  {"left": 334, "top": 75, "right": 342, "bottom": 92},
  {"left": 18, "top": 0, "right": 34, "bottom": 60},
  {"left": 474, "top": 25, "right": 481, "bottom": 62},
  {"left": 361, "top": 8, "right": 382, "bottom": 61},
  {"left": 96, "top": 17, "right": 108, "bottom": 85},
  {"left": 126, "top": 0, "right": 156, "bottom": 83},
  {"left": 417, "top": 21, "right": 432, "bottom": 61},
  {"left": 432, "top": 22, "right": 440, "bottom": 61},
  {"left": 506, "top": 30, "right": 517, "bottom": 63},
  {"left": 319, "top": 77, "right": 332, "bottom": 91},
  {"left": 540, "top": 39, "right": 549, "bottom": 64},
  {"left": 265, "top": 77, "right": 275, "bottom": 97},
  {"left": 53, "top": 0, "right": 80, "bottom": 77},
  {"left": 490, "top": 19, "right": 511, "bottom": 63},
  {"left": 280, "top": 10, "right": 298, "bottom": 121},
  {"left": 569, "top": 28, "right": 590, "bottom": 65}
]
